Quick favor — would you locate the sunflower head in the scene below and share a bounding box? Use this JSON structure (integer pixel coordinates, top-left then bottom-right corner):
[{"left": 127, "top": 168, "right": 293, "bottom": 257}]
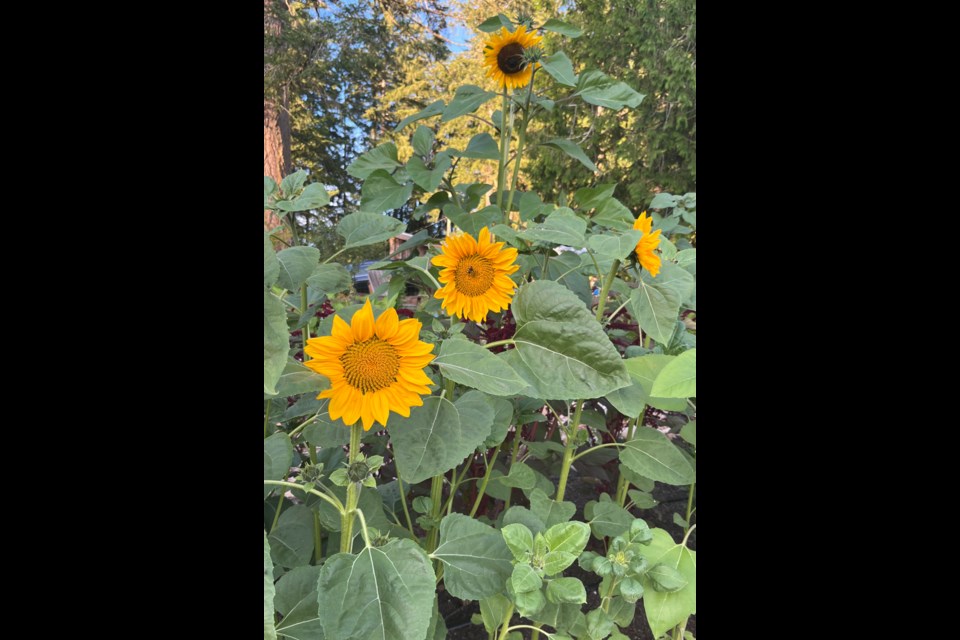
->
[
  {"left": 483, "top": 25, "right": 543, "bottom": 91},
  {"left": 304, "top": 299, "right": 435, "bottom": 431},
  {"left": 431, "top": 226, "right": 520, "bottom": 323},
  {"left": 633, "top": 211, "right": 662, "bottom": 278}
]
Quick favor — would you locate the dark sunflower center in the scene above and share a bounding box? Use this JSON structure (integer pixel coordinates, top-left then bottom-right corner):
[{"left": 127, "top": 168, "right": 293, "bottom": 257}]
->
[
  {"left": 497, "top": 42, "right": 527, "bottom": 75},
  {"left": 340, "top": 338, "right": 399, "bottom": 394},
  {"left": 454, "top": 255, "right": 495, "bottom": 297}
]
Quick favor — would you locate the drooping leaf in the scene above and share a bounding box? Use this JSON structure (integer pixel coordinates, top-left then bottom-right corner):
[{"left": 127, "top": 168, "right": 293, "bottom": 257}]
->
[
  {"left": 318, "top": 539, "right": 435, "bottom": 640},
  {"left": 337, "top": 211, "right": 406, "bottom": 249},
  {"left": 442, "top": 85, "right": 497, "bottom": 123},
  {"left": 636, "top": 528, "right": 696, "bottom": 638},
  {"left": 576, "top": 70, "right": 645, "bottom": 110},
  {"left": 395, "top": 100, "right": 446, "bottom": 131},
  {"left": 347, "top": 142, "right": 402, "bottom": 179},
  {"left": 540, "top": 18, "right": 583, "bottom": 37},
  {"left": 433, "top": 513, "right": 513, "bottom": 600},
  {"left": 541, "top": 51, "right": 578, "bottom": 87},
  {"left": 360, "top": 169, "right": 413, "bottom": 214},
  {"left": 542, "top": 138, "right": 598, "bottom": 173},
  {"left": 619, "top": 427, "right": 695, "bottom": 485},
  {"left": 651, "top": 348, "right": 696, "bottom": 398}
]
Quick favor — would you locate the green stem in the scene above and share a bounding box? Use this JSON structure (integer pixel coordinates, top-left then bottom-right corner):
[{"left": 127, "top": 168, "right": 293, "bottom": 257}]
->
[
  {"left": 264, "top": 401, "right": 271, "bottom": 438},
  {"left": 508, "top": 625, "right": 553, "bottom": 638},
  {"left": 263, "top": 480, "right": 344, "bottom": 512},
  {"left": 322, "top": 247, "right": 346, "bottom": 264},
  {"left": 684, "top": 482, "right": 696, "bottom": 534},
  {"left": 595, "top": 259, "right": 620, "bottom": 323},
  {"left": 497, "top": 602, "right": 515, "bottom": 640},
  {"left": 503, "top": 70, "right": 537, "bottom": 220},
  {"left": 396, "top": 470, "right": 416, "bottom": 538},
  {"left": 601, "top": 577, "right": 620, "bottom": 613},
  {"left": 469, "top": 444, "right": 501, "bottom": 517},
  {"left": 340, "top": 424, "right": 363, "bottom": 553},
  {"left": 269, "top": 492, "right": 285, "bottom": 533},
  {"left": 300, "top": 286, "right": 311, "bottom": 359},
  {"left": 352, "top": 507, "right": 373, "bottom": 548},
  {"left": 443, "top": 460, "right": 473, "bottom": 516},
  {"left": 503, "top": 428, "right": 523, "bottom": 510},
  {"left": 482, "top": 339, "right": 515, "bottom": 350},
  {"left": 426, "top": 474, "right": 444, "bottom": 554},
  {"left": 570, "top": 442, "right": 624, "bottom": 463},
  {"left": 616, "top": 411, "right": 643, "bottom": 507},
  {"left": 555, "top": 401, "right": 584, "bottom": 502},
  {"left": 308, "top": 443, "right": 323, "bottom": 563},
  {"left": 496, "top": 90, "right": 510, "bottom": 214},
  {"left": 682, "top": 523, "right": 697, "bottom": 547}
]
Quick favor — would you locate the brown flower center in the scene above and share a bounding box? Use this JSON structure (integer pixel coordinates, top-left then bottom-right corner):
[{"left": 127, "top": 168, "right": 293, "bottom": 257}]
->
[
  {"left": 497, "top": 42, "right": 527, "bottom": 75},
  {"left": 340, "top": 338, "right": 399, "bottom": 393},
  {"left": 454, "top": 255, "right": 495, "bottom": 297}
]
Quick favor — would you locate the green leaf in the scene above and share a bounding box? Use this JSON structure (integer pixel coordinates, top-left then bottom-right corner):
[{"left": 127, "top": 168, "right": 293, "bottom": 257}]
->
[
  {"left": 582, "top": 608, "right": 615, "bottom": 640},
  {"left": 306, "top": 263, "right": 352, "bottom": 296},
  {"left": 619, "top": 427, "right": 695, "bottom": 485},
  {"left": 347, "top": 142, "right": 402, "bottom": 179},
  {"left": 630, "top": 274, "right": 683, "bottom": 345},
  {"left": 543, "top": 551, "right": 578, "bottom": 576},
  {"left": 622, "top": 355, "right": 687, "bottom": 412},
  {"left": 649, "top": 193, "right": 679, "bottom": 209},
  {"left": 513, "top": 321, "right": 628, "bottom": 400},
  {"left": 442, "top": 85, "right": 497, "bottom": 123},
  {"left": 269, "top": 505, "right": 314, "bottom": 569},
  {"left": 453, "top": 390, "right": 495, "bottom": 445},
  {"left": 265, "top": 176, "right": 278, "bottom": 207},
  {"left": 277, "top": 183, "right": 330, "bottom": 212},
  {"left": 647, "top": 563, "right": 688, "bottom": 593},
  {"left": 264, "top": 531, "right": 277, "bottom": 640},
  {"left": 458, "top": 133, "right": 500, "bottom": 160},
  {"left": 360, "top": 169, "right": 413, "bottom": 214},
  {"left": 588, "top": 230, "right": 643, "bottom": 262},
  {"left": 433, "top": 338, "right": 524, "bottom": 396},
  {"left": 546, "top": 577, "right": 587, "bottom": 604},
  {"left": 395, "top": 100, "right": 446, "bottom": 131},
  {"left": 540, "top": 18, "right": 584, "bottom": 37},
  {"left": 530, "top": 489, "right": 576, "bottom": 528},
  {"left": 501, "top": 522, "right": 534, "bottom": 561},
  {"left": 576, "top": 70, "right": 645, "bottom": 110},
  {"left": 274, "top": 360, "right": 328, "bottom": 397},
  {"left": 503, "top": 507, "right": 546, "bottom": 536},
  {"left": 637, "top": 529, "right": 696, "bottom": 638},
  {"left": 627, "top": 489, "right": 658, "bottom": 509},
  {"left": 479, "top": 594, "right": 513, "bottom": 633},
  {"left": 542, "top": 138, "right": 598, "bottom": 173},
  {"left": 586, "top": 498, "right": 633, "bottom": 539},
  {"left": 389, "top": 396, "right": 487, "bottom": 484},
  {"left": 541, "top": 51, "right": 578, "bottom": 87},
  {"left": 604, "top": 379, "right": 648, "bottom": 418},
  {"left": 264, "top": 433, "right": 293, "bottom": 500},
  {"left": 276, "top": 246, "right": 321, "bottom": 292},
  {"left": 274, "top": 565, "right": 323, "bottom": 639},
  {"left": 592, "top": 197, "right": 635, "bottom": 230},
  {"left": 432, "top": 513, "right": 514, "bottom": 600},
  {"left": 406, "top": 154, "right": 451, "bottom": 192},
  {"left": 444, "top": 204, "right": 502, "bottom": 237},
  {"left": 318, "top": 539, "right": 435, "bottom": 640},
  {"left": 517, "top": 208, "right": 587, "bottom": 247},
  {"left": 337, "top": 210, "right": 406, "bottom": 249},
  {"left": 574, "top": 183, "right": 616, "bottom": 211},
  {"left": 651, "top": 348, "right": 696, "bottom": 398},
  {"left": 510, "top": 281, "right": 630, "bottom": 399},
  {"left": 512, "top": 563, "right": 543, "bottom": 594},
  {"left": 675, "top": 249, "right": 696, "bottom": 276},
  {"left": 514, "top": 587, "right": 546, "bottom": 618},
  {"left": 485, "top": 397, "right": 513, "bottom": 447},
  {"left": 477, "top": 15, "right": 507, "bottom": 32},
  {"left": 618, "top": 577, "right": 644, "bottom": 604},
  {"left": 264, "top": 233, "right": 280, "bottom": 287},
  {"left": 281, "top": 171, "right": 308, "bottom": 198},
  {"left": 264, "top": 292, "right": 289, "bottom": 396},
  {"left": 519, "top": 191, "right": 550, "bottom": 221},
  {"left": 544, "top": 521, "right": 591, "bottom": 556},
  {"left": 679, "top": 420, "right": 696, "bottom": 447},
  {"left": 412, "top": 125, "right": 434, "bottom": 157}
]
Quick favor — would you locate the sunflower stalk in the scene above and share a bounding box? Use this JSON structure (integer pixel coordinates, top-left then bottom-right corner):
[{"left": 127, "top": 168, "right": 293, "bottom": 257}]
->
[
  {"left": 496, "top": 90, "right": 511, "bottom": 215},
  {"left": 503, "top": 68, "right": 538, "bottom": 223},
  {"left": 339, "top": 423, "right": 363, "bottom": 553}
]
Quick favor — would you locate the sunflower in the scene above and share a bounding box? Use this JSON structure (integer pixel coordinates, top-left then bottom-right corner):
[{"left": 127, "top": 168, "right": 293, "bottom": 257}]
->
[
  {"left": 633, "top": 211, "right": 662, "bottom": 278},
  {"left": 483, "top": 25, "right": 543, "bottom": 91},
  {"left": 432, "top": 226, "right": 520, "bottom": 322},
  {"left": 304, "top": 300, "right": 435, "bottom": 431}
]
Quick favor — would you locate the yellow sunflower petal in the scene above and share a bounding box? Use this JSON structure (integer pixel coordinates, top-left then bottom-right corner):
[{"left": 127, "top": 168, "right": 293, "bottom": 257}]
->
[
  {"left": 375, "top": 307, "right": 399, "bottom": 340},
  {"left": 352, "top": 298, "right": 375, "bottom": 341}
]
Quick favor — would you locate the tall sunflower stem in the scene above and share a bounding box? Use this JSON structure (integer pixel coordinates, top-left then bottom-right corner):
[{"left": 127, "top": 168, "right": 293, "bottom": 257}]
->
[
  {"left": 616, "top": 411, "right": 644, "bottom": 507},
  {"left": 469, "top": 443, "right": 501, "bottom": 517},
  {"left": 426, "top": 474, "right": 444, "bottom": 556},
  {"left": 396, "top": 471, "right": 416, "bottom": 538},
  {"left": 340, "top": 424, "right": 363, "bottom": 553},
  {"left": 308, "top": 443, "right": 323, "bottom": 563},
  {"left": 596, "top": 259, "right": 620, "bottom": 323},
  {"left": 300, "top": 285, "right": 311, "bottom": 359},
  {"left": 503, "top": 426, "right": 523, "bottom": 510},
  {"left": 503, "top": 70, "right": 537, "bottom": 221},
  {"left": 555, "top": 401, "right": 584, "bottom": 502},
  {"left": 496, "top": 90, "right": 510, "bottom": 212}
]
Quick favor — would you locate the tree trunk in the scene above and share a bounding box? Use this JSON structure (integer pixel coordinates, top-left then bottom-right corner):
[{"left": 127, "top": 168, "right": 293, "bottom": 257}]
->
[{"left": 264, "top": 0, "right": 292, "bottom": 234}]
